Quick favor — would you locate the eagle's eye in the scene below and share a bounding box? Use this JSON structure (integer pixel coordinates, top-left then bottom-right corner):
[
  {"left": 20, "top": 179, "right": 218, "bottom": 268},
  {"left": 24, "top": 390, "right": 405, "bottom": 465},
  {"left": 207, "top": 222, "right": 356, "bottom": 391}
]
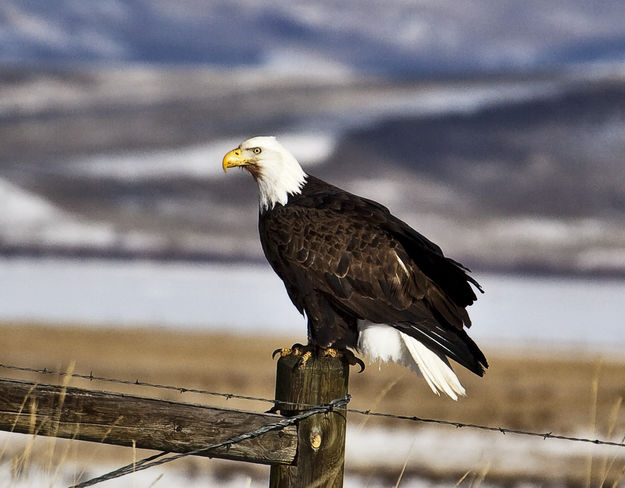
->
[{"left": 252, "top": 147, "right": 262, "bottom": 155}]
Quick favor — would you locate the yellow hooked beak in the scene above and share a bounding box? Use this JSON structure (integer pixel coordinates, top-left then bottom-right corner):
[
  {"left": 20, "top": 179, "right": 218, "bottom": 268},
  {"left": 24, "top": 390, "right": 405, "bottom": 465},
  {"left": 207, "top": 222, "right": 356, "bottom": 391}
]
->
[{"left": 222, "top": 148, "right": 249, "bottom": 173}]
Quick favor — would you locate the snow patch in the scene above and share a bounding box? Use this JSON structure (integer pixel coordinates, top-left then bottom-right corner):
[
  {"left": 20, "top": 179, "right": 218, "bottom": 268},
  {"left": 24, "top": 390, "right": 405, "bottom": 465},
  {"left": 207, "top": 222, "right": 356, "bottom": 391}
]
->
[
  {"left": 0, "top": 177, "right": 61, "bottom": 225},
  {"left": 2, "top": 425, "right": 623, "bottom": 487},
  {"left": 576, "top": 247, "right": 625, "bottom": 271},
  {"left": 61, "top": 133, "right": 336, "bottom": 182},
  {"left": 62, "top": 138, "right": 244, "bottom": 181},
  {"left": 485, "top": 216, "right": 608, "bottom": 247},
  {"left": 261, "top": 48, "right": 355, "bottom": 81},
  {"left": 0, "top": 177, "right": 116, "bottom": 247},
  {"left": 346, "top": 425, "right": 625, "bottom": 479}
]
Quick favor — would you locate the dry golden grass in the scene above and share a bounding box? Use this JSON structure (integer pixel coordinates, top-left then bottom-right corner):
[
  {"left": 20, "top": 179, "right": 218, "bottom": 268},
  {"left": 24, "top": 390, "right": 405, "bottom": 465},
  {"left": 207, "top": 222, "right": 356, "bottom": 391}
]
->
[
  {"left": 2, "top": 322, "right": 625, "bottom": 434},
  {"left": 2, "top": 322, "right": 625, "bottom": 486}
]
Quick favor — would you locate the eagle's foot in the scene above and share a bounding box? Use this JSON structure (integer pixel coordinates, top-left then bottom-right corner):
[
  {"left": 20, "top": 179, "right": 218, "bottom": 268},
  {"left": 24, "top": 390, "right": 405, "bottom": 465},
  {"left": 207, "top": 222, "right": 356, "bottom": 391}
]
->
[
  {"left": 318, "top": 347, "right": 365, "bottom": 372},
  {"left": 320, "top": 347, "right": 339, "bottom": 358},
  {"left": 272, "top": 343, "right": 306, "bottom": 359},
  {"left": 272, "top": 344, "right": 365, "bottom": 372},
  {"left": 271, "top": 343, "right": 313, "bottom": 368}
]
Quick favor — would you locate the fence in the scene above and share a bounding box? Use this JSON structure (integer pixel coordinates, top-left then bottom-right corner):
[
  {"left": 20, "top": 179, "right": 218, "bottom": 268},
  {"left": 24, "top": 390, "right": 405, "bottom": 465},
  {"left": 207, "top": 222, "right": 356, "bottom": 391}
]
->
[
  {"left": 0, "top": 354, "right": 349, "bottom": 487},
  {"left": 1, "top": 355, "right": 625, "bottom": 487}
]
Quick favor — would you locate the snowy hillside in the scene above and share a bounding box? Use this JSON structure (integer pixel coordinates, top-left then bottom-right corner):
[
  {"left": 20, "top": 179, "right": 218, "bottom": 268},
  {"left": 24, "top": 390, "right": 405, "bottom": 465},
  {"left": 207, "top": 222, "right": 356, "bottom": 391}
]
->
[
  {"left": 2, "top": 0, "right": 625, "bottom": 275},
  {"left": 1, "top": 67, "right": 625, "bottom": 275}
]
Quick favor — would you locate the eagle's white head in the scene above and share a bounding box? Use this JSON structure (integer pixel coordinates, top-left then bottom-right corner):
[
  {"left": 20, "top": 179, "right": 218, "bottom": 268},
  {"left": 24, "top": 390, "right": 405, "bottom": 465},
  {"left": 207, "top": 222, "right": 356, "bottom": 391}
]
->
[{"left": 222, "top": 136, "right": 307, "bottom": 212}]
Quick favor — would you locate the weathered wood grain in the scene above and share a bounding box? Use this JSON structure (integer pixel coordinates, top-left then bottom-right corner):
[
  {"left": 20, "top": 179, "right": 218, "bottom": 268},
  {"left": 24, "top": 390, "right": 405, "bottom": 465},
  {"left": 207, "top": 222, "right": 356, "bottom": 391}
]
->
[
  {"left": 0, "top": 377, "right": 296, "bottom": 465},
  {"left": 269, "top": 354, "right": 349, "bottom": 488}
]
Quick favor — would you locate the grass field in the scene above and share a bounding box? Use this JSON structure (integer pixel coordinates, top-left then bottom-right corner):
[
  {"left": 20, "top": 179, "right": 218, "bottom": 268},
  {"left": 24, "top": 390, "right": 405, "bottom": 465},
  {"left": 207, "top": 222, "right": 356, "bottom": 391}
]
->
[{"left": 1, "top": 323, "right": 625, "bottom": 486}]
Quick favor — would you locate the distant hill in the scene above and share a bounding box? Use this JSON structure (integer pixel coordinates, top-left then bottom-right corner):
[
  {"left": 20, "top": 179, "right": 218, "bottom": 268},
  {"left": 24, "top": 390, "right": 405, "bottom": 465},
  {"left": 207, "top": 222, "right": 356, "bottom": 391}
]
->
[
  {"left": 330, "top": 81, "right": 625, "bottom": 219},
  {"left": 1, "top": 67, "right": 624, "bottom": 276}
]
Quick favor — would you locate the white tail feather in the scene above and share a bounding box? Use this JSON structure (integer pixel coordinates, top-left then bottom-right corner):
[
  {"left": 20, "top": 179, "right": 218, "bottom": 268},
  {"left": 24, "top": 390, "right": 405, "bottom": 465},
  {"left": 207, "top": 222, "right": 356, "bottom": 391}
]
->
[
  {"left": 400, "top": 333, "right": 466, "bottom": 400},
  {"left": 357, "top": 322, "right": 466, "bottom": 400}
]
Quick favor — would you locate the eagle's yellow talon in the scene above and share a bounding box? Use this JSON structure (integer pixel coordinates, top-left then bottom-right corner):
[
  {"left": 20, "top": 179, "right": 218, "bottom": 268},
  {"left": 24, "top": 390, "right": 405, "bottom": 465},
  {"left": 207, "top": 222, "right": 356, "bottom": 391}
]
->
[
  {"left": 272, "top": 347, "right": 291, "bottom": 359},
  {"left": 272, "top": 343, "right": 306, "bottom": 359},
  {"left": 272, "top": 344, "right": 365, "bottom": 371},
  {"left": 321, "top": 347, "right": 339, "bottom": 358}
]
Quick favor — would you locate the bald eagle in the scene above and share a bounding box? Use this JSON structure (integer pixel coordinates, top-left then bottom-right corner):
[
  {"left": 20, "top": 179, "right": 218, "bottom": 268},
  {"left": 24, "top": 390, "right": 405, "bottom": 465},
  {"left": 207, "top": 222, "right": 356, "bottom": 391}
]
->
[{"left": 223, "top": 136, "right": 487, "bottom": 399}]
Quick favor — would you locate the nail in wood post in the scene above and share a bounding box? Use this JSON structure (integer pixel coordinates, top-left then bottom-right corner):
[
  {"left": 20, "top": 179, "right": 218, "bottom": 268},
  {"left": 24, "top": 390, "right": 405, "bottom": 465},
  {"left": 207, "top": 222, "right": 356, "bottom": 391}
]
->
[{"left": 269, "top": 354, "right": 349, "bottom": 488}]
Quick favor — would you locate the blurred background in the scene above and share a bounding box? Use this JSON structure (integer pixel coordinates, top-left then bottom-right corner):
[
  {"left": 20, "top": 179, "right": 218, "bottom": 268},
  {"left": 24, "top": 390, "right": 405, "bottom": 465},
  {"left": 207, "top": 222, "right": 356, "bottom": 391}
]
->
[{"left": 1, "top": 1, "right": 625, "bottom": 487}]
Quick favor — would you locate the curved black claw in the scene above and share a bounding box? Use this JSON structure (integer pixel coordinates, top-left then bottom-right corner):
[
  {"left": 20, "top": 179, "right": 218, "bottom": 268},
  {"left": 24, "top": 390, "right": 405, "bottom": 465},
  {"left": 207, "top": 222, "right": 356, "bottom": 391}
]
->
[
  {"left": 341, "top": 350, "right": 365, "bottom": 373},
  {"left": 354, "top": 357, "right": 366, "bottom": 373},
  {"left": 272, "top": 343, "right": 305, "bottom": 359}
]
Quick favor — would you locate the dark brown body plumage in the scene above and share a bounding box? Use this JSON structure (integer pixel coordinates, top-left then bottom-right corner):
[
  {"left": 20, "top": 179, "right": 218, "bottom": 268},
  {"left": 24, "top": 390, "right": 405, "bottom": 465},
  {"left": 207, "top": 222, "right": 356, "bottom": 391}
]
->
[{"left": 259, "top": 175, "right": 487, "bottom": 376}]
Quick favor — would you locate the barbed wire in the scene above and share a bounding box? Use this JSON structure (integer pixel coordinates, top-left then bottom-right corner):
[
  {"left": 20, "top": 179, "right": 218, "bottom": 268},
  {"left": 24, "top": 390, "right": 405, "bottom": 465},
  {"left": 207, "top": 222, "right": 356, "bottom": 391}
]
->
[
  {"left": 346, "top": 408, "right": 625, "bottom": 448},
  {"left": 69, "top": 395, "right": 351, "bottom": 488},
  {"left": 2, "top": 361, "right": 625, "bottom": 450},
  {"left": 0, "top": 362, "right": 278, "bottom": 406}
]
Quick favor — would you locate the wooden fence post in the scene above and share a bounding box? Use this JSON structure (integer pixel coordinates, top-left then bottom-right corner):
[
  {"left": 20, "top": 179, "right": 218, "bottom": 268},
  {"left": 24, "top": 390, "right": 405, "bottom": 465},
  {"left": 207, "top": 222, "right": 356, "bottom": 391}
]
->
[{"left": 269, "top": 354, "right": 349, "bottom": 488}]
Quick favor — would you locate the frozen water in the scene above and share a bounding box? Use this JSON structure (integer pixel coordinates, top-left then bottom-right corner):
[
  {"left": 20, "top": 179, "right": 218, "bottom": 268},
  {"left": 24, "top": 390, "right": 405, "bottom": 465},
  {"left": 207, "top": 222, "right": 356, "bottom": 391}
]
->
[{"left": 0, "top": 257, "right": 623, "bottom": 350}]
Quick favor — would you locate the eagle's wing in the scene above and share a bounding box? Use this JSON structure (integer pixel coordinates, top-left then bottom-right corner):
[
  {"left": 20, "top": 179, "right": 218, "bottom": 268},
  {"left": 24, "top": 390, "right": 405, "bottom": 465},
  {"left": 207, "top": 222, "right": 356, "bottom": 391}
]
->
[{"left": 260, "top": 191, "right": 487, "bottom": 375}]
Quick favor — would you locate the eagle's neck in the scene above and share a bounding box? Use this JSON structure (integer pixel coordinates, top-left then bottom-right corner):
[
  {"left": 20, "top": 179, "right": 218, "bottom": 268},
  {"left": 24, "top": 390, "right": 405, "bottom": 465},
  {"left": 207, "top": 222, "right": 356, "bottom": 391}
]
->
[{"left": 257, "top": 154, "right": 307, "bottom": 212}]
